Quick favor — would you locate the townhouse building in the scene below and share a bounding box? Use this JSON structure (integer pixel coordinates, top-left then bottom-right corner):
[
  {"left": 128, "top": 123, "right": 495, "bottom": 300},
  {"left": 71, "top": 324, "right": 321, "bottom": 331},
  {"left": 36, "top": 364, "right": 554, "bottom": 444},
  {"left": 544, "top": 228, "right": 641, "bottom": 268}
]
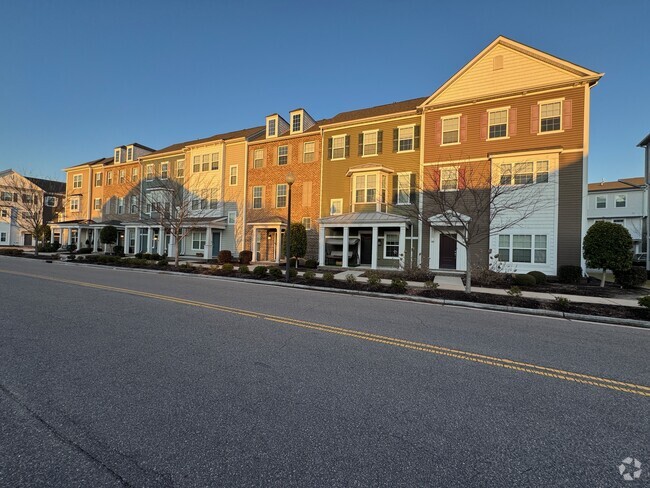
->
[
  {"left": 0, "top": 169, "right": 50, "bottom": 246},
  {"left": 419, "top": 36, "right": 602, "bottom": 275},
  {"left": 246, "top": 109, "right": 322, "bottom": 263},
  {"left": 587, "top": 177, "right": 646, "bottom": 254},
  {"left": 318, "top": 99, "right": 425, "bottom": 269}
]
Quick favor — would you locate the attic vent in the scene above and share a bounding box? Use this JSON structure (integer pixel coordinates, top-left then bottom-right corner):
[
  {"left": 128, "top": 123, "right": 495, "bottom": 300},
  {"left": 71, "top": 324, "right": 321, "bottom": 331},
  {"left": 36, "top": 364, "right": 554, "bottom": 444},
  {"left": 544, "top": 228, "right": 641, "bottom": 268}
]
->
[{"left": 493, "top": 55, "right": 503, "bottom": 71}]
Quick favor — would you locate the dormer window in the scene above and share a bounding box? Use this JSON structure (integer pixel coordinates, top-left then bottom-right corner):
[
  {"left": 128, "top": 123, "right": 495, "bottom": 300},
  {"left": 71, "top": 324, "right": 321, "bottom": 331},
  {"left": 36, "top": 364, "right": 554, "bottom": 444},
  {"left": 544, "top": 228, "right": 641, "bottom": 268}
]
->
[
  {"left": 126, "top": 146, "right": 134, "bottom": 161},
  {"left": 268, "top": 119, "right": 276, "bottom": 137},
  {"left": 292, "top": 113, "right": 302, "bottom": 133},
  {"left": 114, "top": 149, "right": 121, "bottom": 164}
]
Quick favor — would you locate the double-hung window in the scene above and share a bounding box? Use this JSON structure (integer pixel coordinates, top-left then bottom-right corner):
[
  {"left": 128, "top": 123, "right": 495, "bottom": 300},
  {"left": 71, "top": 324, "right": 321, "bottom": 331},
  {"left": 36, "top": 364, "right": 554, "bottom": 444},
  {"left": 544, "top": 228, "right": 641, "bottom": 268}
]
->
[
  {"left": 106, "top": 171, "right": 113, "bottom": 185},
  {"left": 278, "top": 146, "right": 288, "bottom": 165},
  {"left": 117, "top": 197, "right": 124, "bottom": 214},
  {"left": 193, "top": 156, "right": 201, "bottom": 173},
  {"left": 397, "top": 173, "right": 412, "bottom": 204},
  {"left": 202, "top": 154, "right": 210, "bottom": 172},
  {"left": 114, "top": 149, "right": 121, "bottom": 163},
  {"left": 160, "top": 162, "right": 168, "bottom": 179},
  {"left": 440, "top": 168, "right": 458, "bottom": 191},
  {"left": 292, "top": 114, "right": 301, "bottom": 133},
  {"left": 229, "top": 166, "right": 238, "bottom": 186},
  {"left": 398, "top": 126, "right": 414, "bottom": 152},
  {"left": 276, "top": 184, "right": 287, "bottom": 208},
  {"left": 616, "top": 194, "right": 627, "bottom": 208},
  {"left": 146, "top": 164, "right": 154, "bottom": 181},
  {"left": 130, "top": 196, "right": 138, "bottom": 213},
  {"left": 119, "top": 170, "right": 125, "bottom": 183},
  {"left": 176, "top": 160, "right": 184, "bottom": 182},
  {"left": 332, "top": 135, "right": 346, "bottom": 159},
  {"left": 94, "top": 173, "right": 102, "bottom": 187},
  {"left": 192, "top": 231, "right": 206, "bottom": 250},
  {"left": 268, "top": 119, "right": 276, "bottom": 137},
  {"left": 93, "top": 198, "right": 102, "bottom": 210},
  {"left": 363, "top": 131, "right": 378, "bottom": 156},
  {"left": 540, "top": 101, "right": 561, "bottom": 132},
  {"left": 253, "top": 149, "right": 264, "bottom": 168},
  {"left": 131, "top": 167, "right": 138, "bottom": 182},
  {"left": 126, "top": 147, "right": 133, "bottom": 161},
  {"left": 228, "top": 211, "right": 237, "bottom": 224},
  {"left": 303, "top": 142, "right": 314, "bottom": 163},
  {"left": 70, "top": 197, "right": 80, "bottom": 212},
  {"left": 536, "top": 161, "right": 549, "bottom": 183},
  {"left": 513, "top": 162, "right": 534, "bottom": 185},
  {"left": 498, "top": 234, "right": 548, "bottom": 264},
  {"left": 330, "top": 199, "right": 342, "bottom": 215},
  {"left": 253, "top": 186, "right": 263, "bottom": 209},
  {"left": 596, "top": 196, "right": 606, "bottom": 209},
  {"left": 488, "top": 109, "right": 508, "bottom": 139},
  {"left": 442, "top": 117, "right": 460, "bottom": 144},
  {"left": 384, "top": 233, "right": 399, "bottom": 259},
  {"left": 301, "top": 217, "right": 311, "bottom": 230},
  {"left": 211, "top": 153, "right": 219, "bottom": 171},
  {"left": 1, "top": 192, "right": 11, "bottom": 201},
  {"left": 355, "top": 174, "right": 376, "bottom": 204},
  {"left": 73, "top": 174, "right": 82, "bottom": 189}
]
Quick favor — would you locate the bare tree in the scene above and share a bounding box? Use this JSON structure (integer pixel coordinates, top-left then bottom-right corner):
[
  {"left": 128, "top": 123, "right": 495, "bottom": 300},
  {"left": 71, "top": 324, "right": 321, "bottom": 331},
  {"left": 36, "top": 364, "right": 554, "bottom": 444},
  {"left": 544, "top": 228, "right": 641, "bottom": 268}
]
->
[
  {"left": 403, "top": 160, "right": 553, "bottom": 293},
  {"left": 137, "top": 171, "right": 222, "bottom": 267},
  {"left": 0, "top": 171, "right": 47, "bottom": 255}
]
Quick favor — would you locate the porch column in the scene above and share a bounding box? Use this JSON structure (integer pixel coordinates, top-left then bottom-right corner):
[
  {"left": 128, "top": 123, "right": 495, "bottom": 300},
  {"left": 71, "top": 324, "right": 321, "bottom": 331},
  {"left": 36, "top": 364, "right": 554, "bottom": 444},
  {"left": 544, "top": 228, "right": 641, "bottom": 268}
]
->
[
  {"left": 76, "top": 226, "right": 81, "bottom": 250},
  {"left": 168, "top": 233, "right": 175, "bottom": 258},
  {"left": 398, "top": 224, "right": 406, "bottom": 270},
  {"left": 342, "top": 227, "right": 349, "bottom": 268},
  {"left": 158, "top": 226, "right": 164, "bottom": 255},
  {"left": 275, "top": 226, "right": 281, "bottom": 263},
  {"left": 66, "top": 229, "right": 72, "bottom": 247},
  {"left": 134, "top": 228, "right": 141, "bottom": 254},
  {"left": 251, "top": 227, "right": 258, "bottom": 262},
  {"left": 204, "top": 227, "right": 212, "bottom": 261},
  {"left": 371, "top": 226, "right": 379, "bottom": 269},
  {"left": 93, "top": 229, "right": 99, "bottom": 252},
  {"left": 318, "top": 226, "right": 325, "bottom": 266}
]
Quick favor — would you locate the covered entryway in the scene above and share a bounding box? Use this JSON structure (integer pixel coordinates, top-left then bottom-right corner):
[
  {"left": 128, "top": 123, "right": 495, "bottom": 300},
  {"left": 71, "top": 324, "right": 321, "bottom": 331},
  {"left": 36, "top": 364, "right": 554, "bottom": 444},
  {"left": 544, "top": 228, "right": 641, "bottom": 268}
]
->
[
  {"left": 428, "top": 211, "right": 470, "bottom": 271},
  {"left": 211, "top": 231, "right": 221, "bottom": 258},
  {"left": 248, "top": 217, "right": 287, "bottom": 264},
  {"left": 439, "top": 234, "right": 457, "bottom": 269}
]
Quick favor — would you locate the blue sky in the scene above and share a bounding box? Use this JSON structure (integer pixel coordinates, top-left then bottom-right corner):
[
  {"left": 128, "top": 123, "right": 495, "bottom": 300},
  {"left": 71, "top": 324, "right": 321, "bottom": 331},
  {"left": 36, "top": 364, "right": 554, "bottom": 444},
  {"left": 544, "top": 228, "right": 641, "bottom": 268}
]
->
[{"left": 0, "top": 0, "right": 647, "bottom": 182}]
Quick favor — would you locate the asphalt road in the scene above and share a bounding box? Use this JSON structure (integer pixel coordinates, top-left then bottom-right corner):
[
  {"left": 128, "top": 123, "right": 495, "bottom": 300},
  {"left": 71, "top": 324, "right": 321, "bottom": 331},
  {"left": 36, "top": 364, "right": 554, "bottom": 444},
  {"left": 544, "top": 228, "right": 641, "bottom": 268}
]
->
[{"left": 0, "top": 256, "right": 648, "bottom": 487}]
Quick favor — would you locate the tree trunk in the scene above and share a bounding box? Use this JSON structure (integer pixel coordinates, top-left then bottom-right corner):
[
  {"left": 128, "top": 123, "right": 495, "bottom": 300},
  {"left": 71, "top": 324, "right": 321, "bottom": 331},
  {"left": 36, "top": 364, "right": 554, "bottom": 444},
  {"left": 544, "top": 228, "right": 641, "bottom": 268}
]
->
[
  {"left": 465, "top": 246, "right": 472, "bottom": 293},
  {"left": 600, "top": 268, "right": 607, "bottom": 287},
  {"left": 34, "top": 236, "right": 39, "bottom": 256},
  {"left": 174, "top": 235, "right": 180, "bottom": 267}
]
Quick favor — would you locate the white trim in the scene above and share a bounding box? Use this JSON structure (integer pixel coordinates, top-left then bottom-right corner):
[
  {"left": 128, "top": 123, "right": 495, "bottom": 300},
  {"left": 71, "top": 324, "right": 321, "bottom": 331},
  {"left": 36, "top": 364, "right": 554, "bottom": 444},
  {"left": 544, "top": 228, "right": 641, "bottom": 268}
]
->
[
  {"left": 330, "top": 198, "right": 343, "bottom": 216},
  {"left": 487, "top": 107, "right": 510, "bottom": 140},
  {"left": 396, "top": 172, "right": 413, "bottom": 205},
  {"left": 537, "top": 98, "right": 564, "bottom": 134},
  {"left": 383, "top": 232, "right": 400, "bottom": 260},
  {"left": 227, "top": 211, "right": 237, "bottom": 225},
  {"left": 397, "top": 124, "right": 416, "bottom": 153},
  {"left": 229, "top": 165, "right": 238, "bottom": 186},
  {"left": 331, "top": 134, "right": 347, "bottom": 160},
  {"left": 441, "top": 115, "right": 461, "bottom": 145},
  {"left": 362, "top": 129, "right": 379, "bottom": 157}
]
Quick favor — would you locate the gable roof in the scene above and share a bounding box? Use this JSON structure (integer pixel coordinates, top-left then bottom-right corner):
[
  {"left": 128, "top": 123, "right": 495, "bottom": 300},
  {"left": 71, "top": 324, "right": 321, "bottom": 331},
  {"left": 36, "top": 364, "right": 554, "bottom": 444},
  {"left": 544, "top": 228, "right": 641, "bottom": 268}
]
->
[
  {"left": 145, "top": 126, "right": 265, "bottom": 157},
  {"left": 26, "top": 177, "right": 66, "bottom": 194},
  {"left": 321, "top": 97, "right": 427, "bottom": 127},
  {"left": 638, "top": 133, "right": 650, "bottom": 147},
  {"left": 0, "top": 169, "right": 44, "bottom": 192},
  {"left": 421, "top": 35, "right": 603, "bottom": 108},
  {"left": 588, "top": 177, "right": 645, "bottom": 192}
]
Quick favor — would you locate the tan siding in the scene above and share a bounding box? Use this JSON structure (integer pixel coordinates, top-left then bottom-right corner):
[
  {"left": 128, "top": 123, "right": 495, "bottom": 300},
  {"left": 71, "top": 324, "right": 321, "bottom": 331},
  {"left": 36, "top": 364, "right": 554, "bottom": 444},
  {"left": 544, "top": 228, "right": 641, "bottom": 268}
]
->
[
  {"left": 435, "top": 44, "right": 582, "bottom": 104},
  {"left": 321, "top": 114, "right": 421, "bottom": 217}
]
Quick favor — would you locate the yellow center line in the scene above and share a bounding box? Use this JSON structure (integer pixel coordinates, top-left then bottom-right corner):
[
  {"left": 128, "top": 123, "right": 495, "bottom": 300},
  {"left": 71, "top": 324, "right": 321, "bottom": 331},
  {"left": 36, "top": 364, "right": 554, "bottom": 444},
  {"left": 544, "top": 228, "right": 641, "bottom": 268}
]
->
[{"left": 3, "top": 268, "right": 649, "bottom": 397}]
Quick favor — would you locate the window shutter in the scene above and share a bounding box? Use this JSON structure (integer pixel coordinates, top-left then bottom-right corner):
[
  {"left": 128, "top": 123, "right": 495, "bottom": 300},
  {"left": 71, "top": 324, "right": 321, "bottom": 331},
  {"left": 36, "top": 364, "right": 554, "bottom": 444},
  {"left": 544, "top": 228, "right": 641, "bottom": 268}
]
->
[
  {"left": 358, "top": 134, "right": 364, "bottom": 156},
  {"left": 458, "top": 168, "right": 467, "bottom": 190},
  {"left": 393, "top": 128, "right": 399, "bottom": 152},
  {"left": 392, "top": 175, "right": 398, "bottom": 204},
  {"left": 327, "top": 137, "right": 332, "bottom": 160},
  {"left": 563, "top": 100, "right": 572, "bottom": 130},
  {"left": 344, "top": 135, "right": 350, "bottom": 157},
  {"left": 509, "top": 108, "right": 517, "bottom": 136},
  {"left": 409, "top": 173, "right": 417, "bottom": 203},
  {"left": 377, "top": 131, "right": 383, "bottom": 153},
  {"left": 530, "top": 105, "right": 539, "bottom": 134},
  {"left": 434, "top": 120, "right": 442, "bottom": 146},
  {"left": 414, "top": 125, "right": 421, "bottom": 149},
  {"left": 433, "top": 169, "right": 441, "bottom": 190},
  {"left": 460, "top": 116, "right": 467, "bottom": 142},
  {"left": 480, "top": 113, "right": 488, "bottom": 140}
]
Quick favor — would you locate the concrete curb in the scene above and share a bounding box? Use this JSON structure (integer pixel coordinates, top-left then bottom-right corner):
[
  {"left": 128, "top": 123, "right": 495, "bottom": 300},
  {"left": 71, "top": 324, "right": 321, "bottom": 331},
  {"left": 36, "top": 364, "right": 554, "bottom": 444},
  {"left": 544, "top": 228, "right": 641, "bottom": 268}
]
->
[{"left": 56, "top": 260, "right": 650, "bottom": 329}]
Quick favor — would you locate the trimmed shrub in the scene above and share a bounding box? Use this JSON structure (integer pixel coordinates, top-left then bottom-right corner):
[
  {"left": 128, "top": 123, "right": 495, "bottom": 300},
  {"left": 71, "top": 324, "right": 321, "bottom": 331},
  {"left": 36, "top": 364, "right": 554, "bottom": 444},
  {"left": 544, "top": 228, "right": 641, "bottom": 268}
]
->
[
  {"left": 238, "top": 265, "right": 249, "bottom": 274},
  {"left": 221, "top": 263, "right": 234, "bottom": 274},
  {"left": 218, "top": 250, "right": 232, "bottom": 264},
  {"left": 366, "top": 272, "right": 381, "bottom": 287},
  {"left": 507, "top": 286, "right": 522, "bottom": 297},
  {"left": 253, "top": 266, "right": 268, "bottom": 278},
  {"left": 0, "top": 248, "right": 24, "bottom": 256},
  {"left": 512, "top": 274, "right": 536, "bottom": 287},
  {"left": 289, "top": 258, "right": 298, "bottom": 267},
  {"left": 613, "top": 266, "right": 647, "bottom": 289},
  {"left": 558, "top": 265, "right": 582, "bottom": 284},
  {"left": 150, "top": 253, "right": 161, "bottom": 261},
  {"left": 268, "top": 267, "right": 283, "bottom": 279},
  {"left": 287, "top": 268, "right": 298, "bottom": 279},
  {"left": 134, "top": 252, "right": 144, "bottom": 259},
  {"left": 75, "top": 247, "right": 92, "bottom": 254},
  {"left": 424, "top": 280, "right": 439, "bottom": 290},
  {"left": 239, "top": 250, "right": 252, "bottom": 265},
  {"left": 527, "top": 271, "right": 547, "bottom": 285},
  {"left": 84, "top": 255, "right": 100, "bottom": 263},
  {"left": 554, "top": 296, "right": 571, "bottom": 311},
  {"left": 113, "top": 245, "right": 125, "bottom": 256},
  {"left": 390, "top": 277, "right": 408, "bottom": 293},
  {"left": 157, "top": 258, "right": 169, "bottom": 267},
  {"left": 303, "top": 270, "right": 316, "bottom": 281},
  {"left": 345, "top": 273, "right": 357, "bottom": 285},
  {"left": 323, "top": 271, "right": 335, "bottom": 283},
  {"left": 638, "top": 296, "right": 650, "bottom": 309},
  {"left": 304, "top": 259, "right": 318, "bottom": 269},
  {"left": 142, "top": 253, "right": 153, "bottom": 261},
  {"left": 37, "top": 242, "right": 59, "bottom": 252}
]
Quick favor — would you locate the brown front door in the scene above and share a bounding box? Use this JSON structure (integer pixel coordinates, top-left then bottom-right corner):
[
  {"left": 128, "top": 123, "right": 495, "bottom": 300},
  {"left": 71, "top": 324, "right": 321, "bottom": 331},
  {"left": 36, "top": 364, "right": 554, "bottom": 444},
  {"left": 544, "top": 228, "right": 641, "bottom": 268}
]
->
[{"left": 439, "top": 234, "right": 457, "bottom": 269}]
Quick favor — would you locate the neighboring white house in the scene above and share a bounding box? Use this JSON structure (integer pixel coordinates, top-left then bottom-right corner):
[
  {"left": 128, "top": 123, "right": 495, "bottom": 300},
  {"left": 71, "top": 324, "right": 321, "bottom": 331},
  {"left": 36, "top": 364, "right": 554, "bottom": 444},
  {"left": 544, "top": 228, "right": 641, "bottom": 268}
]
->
[
  {"left": 0, "top": 169, "right": 46, "bottom": 246},
  {"left": 586, "top": 177, "right": 647, "bottom": 253}
]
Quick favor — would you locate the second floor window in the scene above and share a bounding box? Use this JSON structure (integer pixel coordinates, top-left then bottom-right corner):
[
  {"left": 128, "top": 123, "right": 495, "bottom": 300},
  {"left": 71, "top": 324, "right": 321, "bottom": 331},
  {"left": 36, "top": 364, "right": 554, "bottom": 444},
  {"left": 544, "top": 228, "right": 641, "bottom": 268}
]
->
[
  {"left": 276, "top": 184, "right": 287, "bottom": 208},
  {"left": 229, "top": 166, "right": 238, "bottom": 185},
  {"left": 70, "top": 198, "right": 79, "bottom": 212},
  {"left": 362, "top": 131, "right": 378, "bottom": 156},
  {"left": 278, "top": 146, "right": 288, "bottom": 165},
  {"left": 253, "top": 186, "right": 263, "bottom": 209},
  {"left": 176, "top": 160, "right": 184, "bottom": 181},
  {"left": 616, "top": 194, "right": 627, "bottom": 208},
  {"left": 500, "top": 161, "right": 549, "bottom": 186},
  {"left": 355, "top": 174, "right": 377, "bottom": 204},
  {"left": 254, "top": 149, "right": 264, "bottom": 168},
  {"left": 117, "top": 197, "right": 124, "bottom": 214},
  {"left": 73, "top": 174, "right": 82, "bottom": 189},
  {"left": 132, "top": 167, "right": 138, "bottom": 182},
  {"left": 106, "top": 171, "right": 113, "bottom": 185},
  {"left": 441, "top": 168, "right": 458, "bottom": 191},
  {"left": 488, "top": 110, "right": 508, "bottom": 139},
  {"left": 397, "top": 173, "right": 412, "bottom": 204},
  {"left": 94, "top": 173, "right": 102, "bottom": 187},
  {"left": 330, "top": 198, "right": 342, "bottom": 215},
  {"left": 146, "top": 165, "right": 154, "bottom": 181},
  {"left": 332, "top": 135, "right": 346, "bottom": 159},
  {"left": 398, "top": 126, "right": 414, "bottom": 151},
  {"left": 160, "top": 162, "right": 169, "bottom": 179},
  {"left": 596, "top": 196, "right": 606, "bottom": 209},
  {"left": 131, "top": 196, "right": 138, "bottom": 213},
  {"left": 119, "top": 170, "right": 125, "bottom": 183},
  {"left": 211, "top": 153, "right": 220, "bottom": 170},
  {"left": 93, "top": 198, "right": 102, "bottom": 210}
]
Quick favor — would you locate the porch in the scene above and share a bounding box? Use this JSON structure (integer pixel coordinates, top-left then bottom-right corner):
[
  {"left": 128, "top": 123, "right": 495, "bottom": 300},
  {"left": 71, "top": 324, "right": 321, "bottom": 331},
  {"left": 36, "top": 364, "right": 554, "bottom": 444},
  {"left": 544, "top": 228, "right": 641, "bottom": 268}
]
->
[{"left": 248, "top": 217, "right": 287, "bottom": 264}]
